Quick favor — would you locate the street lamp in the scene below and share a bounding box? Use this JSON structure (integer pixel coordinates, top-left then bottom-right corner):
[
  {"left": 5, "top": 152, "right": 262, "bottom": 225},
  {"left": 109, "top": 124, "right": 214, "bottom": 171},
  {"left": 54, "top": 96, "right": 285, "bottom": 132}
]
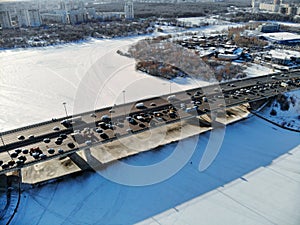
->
[
  {"left": 62, "top": 102, "right": 68, "bottom": 117},
  {"left": 0, "top": 129, "right": 5, "bottom": 147},
  {"left": 122, "top": 90, "right": 126, "bottom": 117}
]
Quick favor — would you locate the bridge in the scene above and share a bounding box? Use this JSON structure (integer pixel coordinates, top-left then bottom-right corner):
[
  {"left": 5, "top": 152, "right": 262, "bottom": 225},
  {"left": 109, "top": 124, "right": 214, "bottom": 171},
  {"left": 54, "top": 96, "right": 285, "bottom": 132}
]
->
[{"left": 0, "top": 71, "right": 299, "bottom": 175}]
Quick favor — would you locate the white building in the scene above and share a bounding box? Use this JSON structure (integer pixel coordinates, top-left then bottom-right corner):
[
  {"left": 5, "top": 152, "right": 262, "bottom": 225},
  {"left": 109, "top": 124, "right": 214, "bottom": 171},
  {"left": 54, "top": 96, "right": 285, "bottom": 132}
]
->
[
  {"left": 69, "top": 9, "right": 88, "bottom": 24},
  {"left": 42, "top": 10, "right": 69, "bottom": 24},
  {"left": 87, "top": 8, "right": 96, "bottom": 20},
  {"left": 252, "top": 0, "right": 260, "bottom": 12},
  {"left": 259, "top": 3, "right": 278, "bottom": 12},
  {"left": 28, "top": 9, "right": 42, "bottom": 27},
  {"left": 124, "top": 0, "right": 134, "bottom": 19},
  {"left": 17, "top": 9, "right": 30, "bottom": 27},
  {"left": 0, "top": 10, "right": 12, "bottom": 28}
]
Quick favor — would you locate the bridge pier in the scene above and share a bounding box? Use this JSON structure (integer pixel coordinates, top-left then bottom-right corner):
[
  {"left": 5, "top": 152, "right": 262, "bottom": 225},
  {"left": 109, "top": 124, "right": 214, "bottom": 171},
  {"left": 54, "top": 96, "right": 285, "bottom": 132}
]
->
[
  {"left": 248, "top": 98, "right": 271, "bottom": 111},
  {"left": 68, "top": 152, "right": 94, "bottom": 172}
]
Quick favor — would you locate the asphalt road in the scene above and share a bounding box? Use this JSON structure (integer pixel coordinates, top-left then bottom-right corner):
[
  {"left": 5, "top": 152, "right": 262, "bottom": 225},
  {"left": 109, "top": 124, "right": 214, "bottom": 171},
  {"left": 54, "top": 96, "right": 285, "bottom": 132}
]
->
[{"left": 0, "top": 71, "right": 299, "bottom": 174}]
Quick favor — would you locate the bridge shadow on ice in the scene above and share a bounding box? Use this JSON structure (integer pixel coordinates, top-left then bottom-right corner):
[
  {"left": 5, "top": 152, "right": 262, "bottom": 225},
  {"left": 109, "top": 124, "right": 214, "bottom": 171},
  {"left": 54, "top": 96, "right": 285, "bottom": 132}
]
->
[{"left": 12, "top": 116, "right": 300, "bottom": 225}]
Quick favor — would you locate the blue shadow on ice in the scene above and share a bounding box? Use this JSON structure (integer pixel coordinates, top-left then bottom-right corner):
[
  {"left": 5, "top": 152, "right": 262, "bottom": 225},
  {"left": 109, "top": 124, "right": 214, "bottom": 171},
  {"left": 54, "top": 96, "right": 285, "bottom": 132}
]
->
[{"left": 12, "top": 116, "right": 300, "bottom": 225}]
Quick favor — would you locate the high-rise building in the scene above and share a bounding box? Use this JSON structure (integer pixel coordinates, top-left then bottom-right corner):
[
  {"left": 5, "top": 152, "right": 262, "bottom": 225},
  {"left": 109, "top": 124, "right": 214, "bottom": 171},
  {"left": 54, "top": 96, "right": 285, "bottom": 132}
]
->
[
  {"left": 252, "top": 0, "right": 260, "bottom": 12},
  {"left": 0, "top": 10, "right": 12, "bottom": 28},
  {"left": 124, "top": 0, "right": 134, "bottom": 19},
  {"left": 69, "top": 9, "right": 88, "bottom": 24},
  {"left": 60, "top": 0, "right": 67, "bottom": 10},
  {"left": 28, "top": 9, "right": 42, "bottom": 27},
  {"left": 17, "top": 9, "right": 30, "bottom": 27}
]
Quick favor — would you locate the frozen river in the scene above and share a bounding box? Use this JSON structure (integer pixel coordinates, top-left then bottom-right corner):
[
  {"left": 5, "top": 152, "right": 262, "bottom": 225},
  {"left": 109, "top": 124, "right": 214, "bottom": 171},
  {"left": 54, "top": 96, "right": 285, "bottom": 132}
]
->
[
  {"left": 1, "top": 25, "right": 300, "bottom": 225},
  {"left": 10, "top": 116, "right": 300, "bottom": 225}
]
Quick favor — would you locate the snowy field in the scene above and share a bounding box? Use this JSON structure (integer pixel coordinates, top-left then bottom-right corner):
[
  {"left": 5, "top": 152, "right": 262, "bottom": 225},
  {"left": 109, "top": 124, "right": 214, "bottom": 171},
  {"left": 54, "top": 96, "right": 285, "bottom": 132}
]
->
[
  {"left": 243, "top": 63, "right": 277, "bottom": 77},
  {"left": 10, "top": 116, "right": 300, "bottom": 225}
]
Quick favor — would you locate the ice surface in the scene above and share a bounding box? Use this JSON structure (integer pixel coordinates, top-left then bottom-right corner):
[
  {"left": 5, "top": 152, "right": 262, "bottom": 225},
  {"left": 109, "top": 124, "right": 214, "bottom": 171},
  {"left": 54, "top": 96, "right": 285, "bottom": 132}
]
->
[{"left": 10, "top": 116, "right": 300, "bottom": 225}]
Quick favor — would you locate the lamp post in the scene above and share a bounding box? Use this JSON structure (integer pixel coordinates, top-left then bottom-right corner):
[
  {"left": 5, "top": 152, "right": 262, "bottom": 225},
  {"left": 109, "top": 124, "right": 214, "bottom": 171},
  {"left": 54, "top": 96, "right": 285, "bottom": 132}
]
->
[
  {"left": 122, "top": 90, "right": 126, "bottom": 117},
  {"left": 63, "top": 102, "right": 68, "bottom": 117},
  {"left": 0, "top": 129, "right": 5, "bottom": 147}
]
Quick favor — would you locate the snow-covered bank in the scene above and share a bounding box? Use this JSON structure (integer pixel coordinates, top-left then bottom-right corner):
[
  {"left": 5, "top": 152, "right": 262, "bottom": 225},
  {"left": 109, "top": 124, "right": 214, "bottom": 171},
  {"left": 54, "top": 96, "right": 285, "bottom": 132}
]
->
[
  {"left": 258, "top": 89, "right": 300, "bottom": 131},
  {"left": 10, "top": 116, "right": 300, "bottom": 225}
]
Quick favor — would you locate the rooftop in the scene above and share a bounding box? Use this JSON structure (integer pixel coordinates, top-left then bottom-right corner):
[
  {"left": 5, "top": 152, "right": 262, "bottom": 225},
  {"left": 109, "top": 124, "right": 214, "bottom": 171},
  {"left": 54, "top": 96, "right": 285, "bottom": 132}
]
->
[{"left": 261, "top": 32, "right": 300, "bottom": 42}]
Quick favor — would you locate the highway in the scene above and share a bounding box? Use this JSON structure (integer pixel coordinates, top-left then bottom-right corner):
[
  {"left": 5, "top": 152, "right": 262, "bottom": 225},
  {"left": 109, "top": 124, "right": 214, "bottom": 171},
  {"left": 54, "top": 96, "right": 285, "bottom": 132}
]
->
[{"left": 0, "top": 71, "right": 299, "bottom": 174}]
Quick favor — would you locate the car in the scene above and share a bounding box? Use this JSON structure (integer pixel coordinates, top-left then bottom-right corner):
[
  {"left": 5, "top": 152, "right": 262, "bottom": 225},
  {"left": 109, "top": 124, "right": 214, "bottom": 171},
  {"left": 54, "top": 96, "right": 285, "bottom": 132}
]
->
[
  {"left": 40, "top": 154, "right": 47, "bottom": 159},
  {"left": 16, "top": 160, "right": 23, "bottom": 166},
  {"left": 28, "top": 135, "right": 35, "bottom": 139},
  {"left": 47, "top": 148, "right": 55, "bottom": 154},
  {"left": 67, "top": 142, "right": 76, "bottom": 149},
  {"left": 150, "top": 102, "right": 156, "bottom": 106},
  {"left": 55, "top": 139, "right": 62, "bottom": 145},
  {"left": 96, "top": 128, "right": 103, "bottom": 133},
  {"left": 135, "top": 102, "right": 145, "bottom": 109},
  {"left": 11, "top": 152, "right": 18, "bottom": 158},
  {"left": 17, "top": 135, "right": 25, "bottom": 141},
  {"left": 59, "top": 133, "right": 67, "bottom": 139},
  {"left": 8, "top": 160, "right": 15, "bottom": 166},
  {"left": 53, "top": 126, "right": 60, "bottom": 131},
  {"left": 85, "top": 140, "right": 92, "bottom": 146},
  {"left": 58, "top": 149, "right": 64, "bottom": 154},
  {"left": 139, "top": 123, "right": 146, "bottom": 128},
  {"left": 100, "top": 133, "right": 109, "bottom": 140},
  {"left": 126, "top": 129, "right": 133, "bottom": 133},
  {"left": 15, "top": 149, "right": 22, "bottom": 154},
  {"left": 128, "top": 118, "right": 138, "bottom": 125},
  {"left": 22, "top": 149, "right": 29, "bottom": 154},
  {"left": 101, "top": 115, "right": 111, "bottom": 122},
  {"left": 2, "top": 164, "right": 9, "bottom": 169},
  {"left": 169, "top": 112, "right": 177, "bottom": 118},
  {"left": 32, "top": 152, "right": 39, "bottom": 159},
  {"left": 43, "top": 138, "right": 51, "bottom": 143},
  {"left": 18, "top": 156, "right": 27, "bottom": 162}
]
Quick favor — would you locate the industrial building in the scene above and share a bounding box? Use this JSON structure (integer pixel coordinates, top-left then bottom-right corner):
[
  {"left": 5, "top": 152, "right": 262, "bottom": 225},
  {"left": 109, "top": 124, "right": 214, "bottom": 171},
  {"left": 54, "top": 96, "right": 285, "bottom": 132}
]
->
[
  {"left": 260, "top": 32, "right": 300, "bottom": 45},
  {"left": 258, "top": 23, "right": 280, "bottom": 33}
]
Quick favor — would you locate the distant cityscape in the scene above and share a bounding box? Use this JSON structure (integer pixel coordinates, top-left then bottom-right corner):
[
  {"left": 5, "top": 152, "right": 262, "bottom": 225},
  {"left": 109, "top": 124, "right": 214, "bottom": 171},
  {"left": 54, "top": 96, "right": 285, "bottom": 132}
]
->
[
  {"left": 0, "top": 0, "right": 134, "bottom": 28},
  {"left": 252, "top": 0, "right": 300, "bottom": 16}
]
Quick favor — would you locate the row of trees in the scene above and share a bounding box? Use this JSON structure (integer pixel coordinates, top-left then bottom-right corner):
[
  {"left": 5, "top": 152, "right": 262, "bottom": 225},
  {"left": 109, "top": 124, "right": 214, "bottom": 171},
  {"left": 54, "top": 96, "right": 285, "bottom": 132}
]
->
[{"left": 228, "top": 27, "right": 268, "bottom": 49}]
